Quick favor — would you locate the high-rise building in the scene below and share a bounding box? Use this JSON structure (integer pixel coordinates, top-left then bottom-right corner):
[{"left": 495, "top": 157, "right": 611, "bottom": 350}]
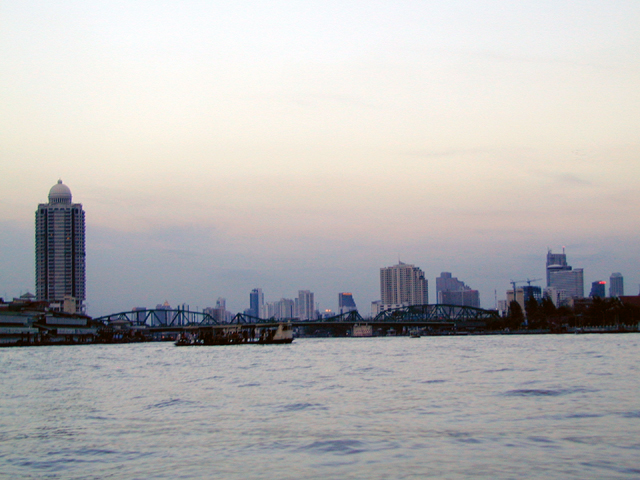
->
[
  {"left": 35, "top": 180, "right": 86, "bottom": 311},
  {"left": 590, "top": 281, "right": 606, "bottom": 298},
  {"left": 380, "top": 262, "right": 428, "bottom": 308},
  {"left": 522, "top": 285, "right": 542, "bottom": 303},
  {"left": 249, "top": 288, "right": 264, "bottom": 318},
  {"left": 260, "top": 298, "right": 294, "bottom": 320},
  {"left": 273, "top": 298, "right": 295, "bottom": 319},
  {"left": 435, "top": 272, "right": 480, "bottom": 308},
  {"left": 610, "top": 273, "right": 624, "bottom": 297},
  {"left": 338, "top": 293, "right": 357, "bottom": 314},
  {"left": 506, "top": 288, "right": 525, "bottom": 313},
  {"left": 546, "top": 248, "right": 570, "bottom": 286},
  {"left": 204, "top": 298, "right": 232, "bottom": 323},
  {"left": 297, "top": 290, "right": 315, "bottom": 320},
  {"left": 439, "top": 290, "right": 481, "bottom": 307},
  {"left": 371, "top": 300, "right": 383, "bottom": 317},
  {"left": 260, "top": 302, "right": 275, "bottom": 319},
  {"left": 549, "top": 268, "right": 584, "bottom": 298},
  {"left": 546, "top": 248, "right": 584, "bottom": 299},
  {"left": 436, "top": 272, "right": 463, "bottom": 295},
  {"left": 155, "top": 301, "right": 172, "bottom": 325},
  {"left": 543, "top": 287, "right": 569, "bottom": 307},
  {"left": 132, "top": 307, "right": 147, "bottom": 325}
]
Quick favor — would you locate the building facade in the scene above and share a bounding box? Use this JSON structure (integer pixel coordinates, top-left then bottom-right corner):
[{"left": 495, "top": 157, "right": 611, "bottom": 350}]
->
[
  {"left": 380, "top": 262, "right": 428, "bottom": 308},
  {"left": 439, "top": 290, "right": 481, "bottom": 308},
  {"left": 590, "top": 281, "right": 606, "bottom": 298},
  {"left": 155, "top": 301, "right": 172, "bottom": 325},
  {"left": 435, "top": 272, "right": 480, "bottom": 308},
  {"left": 548, "top": 268, "right": 584, "bottom": 298},
  {"left": 543, "top": 287, "right": 569, "bottom": 307},
  {"left": 338, "top": 293, "right": 357, "bottom": 314},
  {"left": 276, "top": 298, "right": 295, "bottom": 319},
  {"left": 249, "top": 288, "right": 264, "bottom": 318},
  {"left": 297, "top": 290, "right": 315, "bottom": 320},
  {"left": 522, "top": 285, "right": 542, "bottom": 303},
  {"left": 35, "top": 180, "right": 86, "bottom": 311},
  {"left": 546, "top": 248, "right": 584, "bottom": 299},
  {"left": 546, "top": 248, "right": 571, "bottom": 286},
  {"left": 506, "top": 288, "right": 525, "bottom": 313},
  {"left": 610, "top": 273, "right": 624, "bottom": 297}
]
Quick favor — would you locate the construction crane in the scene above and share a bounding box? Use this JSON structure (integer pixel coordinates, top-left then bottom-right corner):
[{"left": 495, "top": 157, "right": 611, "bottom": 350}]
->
[
  {"left": 510, "top": 278, "right": 543, "bottom": 292},
  {"left": 509, "top": 280, "right": 527, "bottom": 293}
]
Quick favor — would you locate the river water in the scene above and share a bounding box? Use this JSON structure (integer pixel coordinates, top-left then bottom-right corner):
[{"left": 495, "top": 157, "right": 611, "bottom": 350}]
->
[{"left": 1, "top": 334, "right": 639, "bottom": 479}]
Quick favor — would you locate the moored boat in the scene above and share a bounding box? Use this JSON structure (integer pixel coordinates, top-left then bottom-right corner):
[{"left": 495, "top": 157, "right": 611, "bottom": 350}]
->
[{"left": 175, "top": 322, "right": 293, "bottom": 346}]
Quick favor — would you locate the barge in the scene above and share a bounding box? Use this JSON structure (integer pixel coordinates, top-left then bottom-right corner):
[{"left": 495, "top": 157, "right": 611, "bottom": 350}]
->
[{"left": 175, "top": 323, "right": 293, "bottom": 346}]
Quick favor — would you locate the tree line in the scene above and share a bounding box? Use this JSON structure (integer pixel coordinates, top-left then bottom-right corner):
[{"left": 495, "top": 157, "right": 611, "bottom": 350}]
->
[{"left": 485, "top": 297, "right": 640, "bottom": 332}]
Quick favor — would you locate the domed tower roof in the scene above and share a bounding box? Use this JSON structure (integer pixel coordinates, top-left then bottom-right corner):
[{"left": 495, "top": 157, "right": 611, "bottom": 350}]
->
[{"left": 48, "top": 179, "right": 72, "bottom": 204}]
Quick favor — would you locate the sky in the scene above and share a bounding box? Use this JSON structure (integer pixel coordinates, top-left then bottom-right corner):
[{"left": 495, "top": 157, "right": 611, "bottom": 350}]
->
[{"left": 1, "top": 1, "right": 639, "bottom": 317}]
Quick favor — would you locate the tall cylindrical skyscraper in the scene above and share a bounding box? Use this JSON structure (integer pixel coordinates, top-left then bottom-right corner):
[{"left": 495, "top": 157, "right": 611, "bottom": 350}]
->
[{"left": 35, "top": 180, "right": 86, "bottom": 310}]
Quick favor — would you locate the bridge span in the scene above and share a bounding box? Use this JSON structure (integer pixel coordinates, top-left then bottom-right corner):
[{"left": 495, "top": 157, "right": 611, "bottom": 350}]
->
[{"left": 93, "top": 304, "right": 500, "bottom": 334}]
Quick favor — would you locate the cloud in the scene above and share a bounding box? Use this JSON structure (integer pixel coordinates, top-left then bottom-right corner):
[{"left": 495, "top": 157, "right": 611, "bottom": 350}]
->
[{"left": 531, "top": 170, "right": 593, "bottom": 187}]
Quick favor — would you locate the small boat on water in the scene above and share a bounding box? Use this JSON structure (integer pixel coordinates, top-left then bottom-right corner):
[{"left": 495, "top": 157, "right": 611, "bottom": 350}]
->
[{"left": 175, "top": 323, "right": 293, "bottom": 346}]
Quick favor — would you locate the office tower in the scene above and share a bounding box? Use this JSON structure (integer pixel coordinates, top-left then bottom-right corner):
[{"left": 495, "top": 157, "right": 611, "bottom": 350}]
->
[
  {"left": 546, "top": 248, "right": 584, "bottom": 299},
  {"left": 259, "top": 302, "right": 275, "bottom": 319},
  {"left": 371, "top": 300, "right": 383, "bottom": 317},
  {"left": 297, "top": 290, "right": 315, "bottom": 320},
  {"left": 610, "top": 273, "right": 624, "bottom": 297},
  {"left": 435, "top": 272, "right": 480, "bottom": 308},
  {"left": 439, "top": 290, "right": 481, "bottom": 307},
  {"left": 249, "top": 288, "right": 263, "bottom": 317},
  {"left": 260, "top": 298, "right": 295, "bottom": 320},
  {"left": 380, "top": 262, "right": 428, "bottom": 307},
  {"left": 546, "top": 248, "right": 570, "bottom": 286},
  {"left": 35, "top": 180, "right": 86, "bottom": 311},
  {"left": 276, "top": 298, "right": 295, "bottom": 319},
  {"left": 155, "top": 301, "right": 172, "bottom": 325},
  {"left": 436, "top": 272, "right": 464, "bottom": 295},
  {"left": 549, "top": 268, "right": 584, "bottom": 298},
  {"left": 506, "top": 288, "right": 525, "bottom": 313},
  {"left": 522, "top": 285, "right": 542, "bottom": 303},
  {"left": 590, "top": 281, "right": 606, "bottom": 298},
  {"left": 132, "top": 307, "right": 147, "bottom": 325},
  {"left": 203, "top": 298, "right": 231, "bottom": 323},
  {"left": 338, "top": 293, "right": 357, "bottom": 314},
  {"left": 215, "top": 297, "right": 231, "bottom": 323},
  {"left": 544, "top": 287, "right": 569, "bottom": 307}
]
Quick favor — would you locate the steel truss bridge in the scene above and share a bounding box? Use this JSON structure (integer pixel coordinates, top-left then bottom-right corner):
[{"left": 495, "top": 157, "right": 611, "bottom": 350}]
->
[{"left": 94, "top": 304, "right": 499, "bottom": 331}]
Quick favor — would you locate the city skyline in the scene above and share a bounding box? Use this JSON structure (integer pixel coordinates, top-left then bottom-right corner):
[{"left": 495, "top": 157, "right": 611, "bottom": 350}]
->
[
  {"left": 1, "top": 178, "right": 638, "bottom": 317},
  {"left": 1, "top": 1, "right": 639, "bottom": 316}
]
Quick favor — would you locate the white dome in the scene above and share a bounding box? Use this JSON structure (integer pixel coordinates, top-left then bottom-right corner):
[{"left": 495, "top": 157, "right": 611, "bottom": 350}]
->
[{"left": 48, "top": 179, "right": 72, "bottom": 203}]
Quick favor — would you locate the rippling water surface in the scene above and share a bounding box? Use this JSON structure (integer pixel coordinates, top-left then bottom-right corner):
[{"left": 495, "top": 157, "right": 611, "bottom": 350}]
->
[{"left": 1, "top": 334, "right": 639, "bottom": 479}]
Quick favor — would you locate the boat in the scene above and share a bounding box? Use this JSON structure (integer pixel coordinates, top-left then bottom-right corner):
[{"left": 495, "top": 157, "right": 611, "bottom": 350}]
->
[
  {"left": 352, "top": 324, "right": 373, "bottom": 337},
  {"left": 175, "top": 323, "right": 293, "bottom": 346}
]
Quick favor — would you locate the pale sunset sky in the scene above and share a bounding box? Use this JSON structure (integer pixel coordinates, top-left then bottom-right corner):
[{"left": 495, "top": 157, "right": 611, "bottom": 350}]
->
[{"left": 1, "top": 1, "right": 639, "bottom": 316}]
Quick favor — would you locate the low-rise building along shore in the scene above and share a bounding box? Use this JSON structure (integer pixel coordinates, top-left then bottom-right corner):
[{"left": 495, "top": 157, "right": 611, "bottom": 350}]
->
[{"left": 0, "top": 294, "right": 98, "bottom": 346}]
